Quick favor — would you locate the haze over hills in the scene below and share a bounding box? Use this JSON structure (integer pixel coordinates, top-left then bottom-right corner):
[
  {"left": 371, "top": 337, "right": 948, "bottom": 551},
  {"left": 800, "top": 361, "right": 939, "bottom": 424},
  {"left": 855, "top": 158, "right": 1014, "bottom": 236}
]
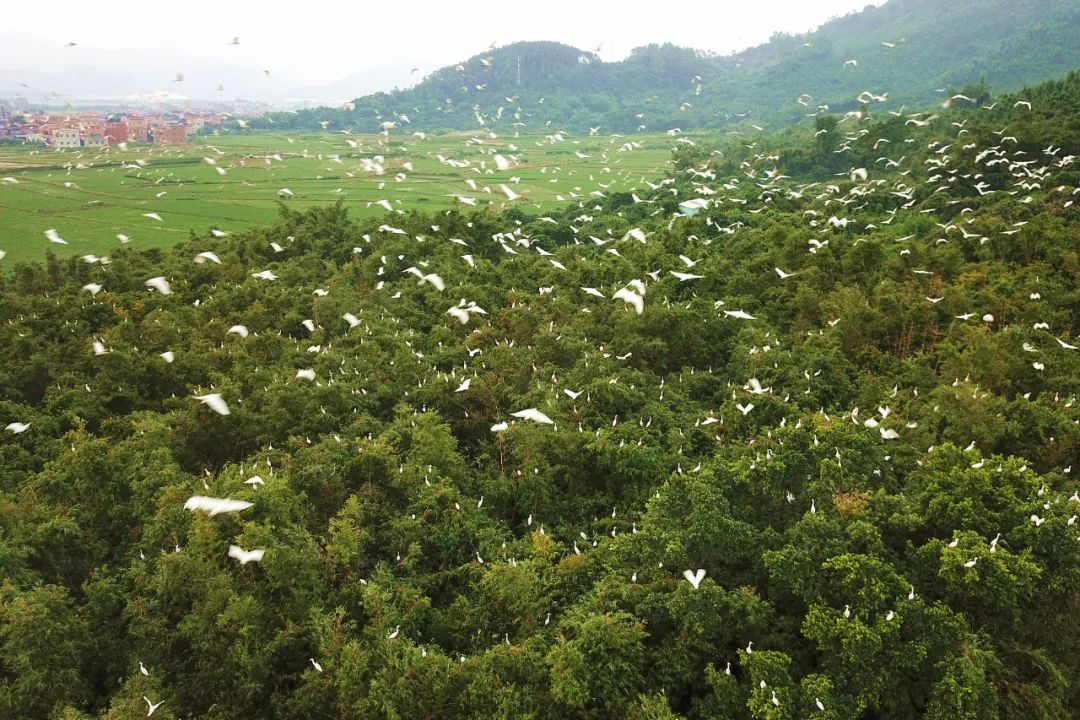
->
[
  {"left": 0, "top": 32, "right": 414, "bottom": 107},
  {"left": 256, "top": 0, "right": 1080, "bottom": 132}
]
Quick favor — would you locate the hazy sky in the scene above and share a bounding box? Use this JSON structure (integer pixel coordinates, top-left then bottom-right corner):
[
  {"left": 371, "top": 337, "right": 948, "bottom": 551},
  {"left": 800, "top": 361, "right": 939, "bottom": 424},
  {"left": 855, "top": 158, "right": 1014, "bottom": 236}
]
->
[{"left": 4, "top": 0, "right": 884, "bottom": 88}]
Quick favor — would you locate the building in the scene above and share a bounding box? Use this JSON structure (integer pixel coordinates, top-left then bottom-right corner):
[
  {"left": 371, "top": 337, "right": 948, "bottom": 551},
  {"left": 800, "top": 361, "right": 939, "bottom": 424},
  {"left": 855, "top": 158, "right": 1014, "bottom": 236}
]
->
[
  {"left": 80, "top": 120, "right": 106, "bottom": 147},
  {"left": 126, "top": 116, "right": 150, "bottom": 142},
  {"left": 104, "top": 117, "right": 128, "bottom": 144},
  {"left": 3, "top": 109, "right": 243, "bottom": 148},
  {"left": 153, "top": 123, "right": 188, "bottom": 145},
  {"left": 50, "top": 128, "right": 80, "bottom": 148}
]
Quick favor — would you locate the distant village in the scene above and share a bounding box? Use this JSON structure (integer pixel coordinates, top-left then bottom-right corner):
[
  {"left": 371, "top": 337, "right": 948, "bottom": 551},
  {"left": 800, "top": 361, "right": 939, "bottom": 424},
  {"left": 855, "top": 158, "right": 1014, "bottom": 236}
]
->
[{"left": 0, "top": 109, "right": 228, "bottom": 147}]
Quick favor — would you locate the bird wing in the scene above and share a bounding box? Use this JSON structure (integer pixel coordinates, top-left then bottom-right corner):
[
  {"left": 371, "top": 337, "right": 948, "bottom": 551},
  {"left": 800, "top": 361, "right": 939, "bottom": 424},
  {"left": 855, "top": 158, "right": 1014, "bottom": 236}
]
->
[
  {"left": 194, "top": 393, "right": 231, "bottom": 415},
  {"left": 511, "top": 408, "right": 554, "bottom": 424},
  {"left": 612, "top": 288, "right": 644, "bottom": 315},
  {"left": 422, "top": 274, "right": 446, "bottom": 291}
]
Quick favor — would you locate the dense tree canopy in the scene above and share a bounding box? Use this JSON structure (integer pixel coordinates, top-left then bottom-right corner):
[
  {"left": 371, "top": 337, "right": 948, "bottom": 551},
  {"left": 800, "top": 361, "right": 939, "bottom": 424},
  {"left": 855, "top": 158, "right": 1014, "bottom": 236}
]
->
[{"left": 2, "top": 71, "right": 1080, "bottom": 719}]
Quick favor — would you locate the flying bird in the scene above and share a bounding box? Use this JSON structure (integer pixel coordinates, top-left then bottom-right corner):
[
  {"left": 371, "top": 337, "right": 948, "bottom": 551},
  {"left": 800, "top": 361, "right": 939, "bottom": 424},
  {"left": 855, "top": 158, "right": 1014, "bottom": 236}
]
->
[
  {"left": 145, "top": 277, "right": 172, "bottom": 295},
  {"left": 511, "top": 408, "right": 555, "bottom": 425},
  {"left": 612, "top": 288, "right": 644, "bottom": 315},
  {"left": 184, "top": 496, "right": 253, "bottom": 515},
  {"left": 194, "top": 393, "right": 230, "bottom": 415},
  {"left": 404, "top": 267, "right": 445, "bottom": 291},
  {"left": 683, "top": 568, "right": 706, "bottom": 589},
  {"left": 143, "top": 697, "right": 164, "bottom": 717},
  {"left": 45, "top": 228, "right": 68, "bottom": 245},
  {"left": 446, "top": 302, "right": 487, "bottom": 324},
  {"left": 228, "top": 545, "right": 265, "bottom": 564}
]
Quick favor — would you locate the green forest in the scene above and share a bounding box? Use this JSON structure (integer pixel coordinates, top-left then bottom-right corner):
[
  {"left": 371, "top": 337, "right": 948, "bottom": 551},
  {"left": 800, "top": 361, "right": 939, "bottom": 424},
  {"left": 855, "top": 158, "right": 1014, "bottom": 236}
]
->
[
  {"left": 248, "top": 0, "right": 1080, "bottom": 135},
  {"left": 3, "top": 67, "right": 1080, "bottom": 720}
]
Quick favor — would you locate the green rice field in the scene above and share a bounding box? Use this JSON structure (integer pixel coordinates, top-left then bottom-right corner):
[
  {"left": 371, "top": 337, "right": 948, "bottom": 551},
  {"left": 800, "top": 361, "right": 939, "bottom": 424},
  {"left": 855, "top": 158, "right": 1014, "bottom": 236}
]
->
[{"left": 0, "top": 130, "right": 694, "bottom": 265}]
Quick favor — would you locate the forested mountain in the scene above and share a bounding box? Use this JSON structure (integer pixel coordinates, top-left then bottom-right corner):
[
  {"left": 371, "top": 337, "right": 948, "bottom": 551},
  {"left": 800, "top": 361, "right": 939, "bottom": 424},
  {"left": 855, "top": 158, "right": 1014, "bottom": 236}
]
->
[
  {"left": 250, "top": 0, "right": 1080, "bottom": 134},
  {"left": 4, "top": 69, "right": 1080, "bottom": 719}
]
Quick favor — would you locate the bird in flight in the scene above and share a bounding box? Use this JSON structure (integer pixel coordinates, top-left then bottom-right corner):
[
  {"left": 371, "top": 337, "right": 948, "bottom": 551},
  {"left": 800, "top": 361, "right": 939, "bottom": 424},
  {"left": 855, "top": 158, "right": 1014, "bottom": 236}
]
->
[
  {"left": 683, "top": 568, "right": 706, "bottom": 589},
  {"left": 612, "top": 288, "right": 644, "bottom": 315},
  {"left": 404, "top": 267, "right": 445, "bottom": 291},
  {"left": 228, "top": 545, "right": 265, "bottom": 564},
  {"left": 511, "top": 408, "right": 555, "bottom": 425},
  {"left": 143, "top": 697, "right": 164, "bottom": 716},
  {"left": 145, "top": 277, "right": 172, "bottom": 295},
  {"left": 194, "top": 393, "right": 230, "bottom": 415},
  {"left": 446, "top": 301, "right": 487, "bottom": 324},
  {"left": 184, "top": 496, "right": 253, "bottom": 515}
]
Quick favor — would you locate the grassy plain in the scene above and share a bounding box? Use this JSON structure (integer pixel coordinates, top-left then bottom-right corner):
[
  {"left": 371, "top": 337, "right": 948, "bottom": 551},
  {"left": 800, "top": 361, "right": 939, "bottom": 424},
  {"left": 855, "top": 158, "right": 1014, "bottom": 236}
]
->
[{"left": 0, "top": 129, "right": 694, "bottom": 265}]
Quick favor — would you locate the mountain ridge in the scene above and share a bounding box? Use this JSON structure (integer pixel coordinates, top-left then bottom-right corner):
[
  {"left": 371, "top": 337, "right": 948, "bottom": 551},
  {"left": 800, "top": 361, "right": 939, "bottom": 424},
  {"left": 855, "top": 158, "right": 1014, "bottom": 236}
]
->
[{"left": 250, "top": 0, "right": 1080, "bottom": 133}]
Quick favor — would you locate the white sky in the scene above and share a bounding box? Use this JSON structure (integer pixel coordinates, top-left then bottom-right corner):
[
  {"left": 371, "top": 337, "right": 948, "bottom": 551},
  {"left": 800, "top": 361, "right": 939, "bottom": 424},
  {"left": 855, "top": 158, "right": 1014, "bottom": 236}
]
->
[{"left": 4, "top": 0, "right": 884, "bottom": 86}]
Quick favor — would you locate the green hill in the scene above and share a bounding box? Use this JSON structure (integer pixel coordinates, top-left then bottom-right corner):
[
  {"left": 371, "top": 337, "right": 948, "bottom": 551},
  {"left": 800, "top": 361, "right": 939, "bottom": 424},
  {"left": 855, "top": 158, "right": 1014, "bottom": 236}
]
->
[
  {"left": 251, "top": 0, "right": 1080, "bottom": 134},
  {"left": 2, "top": 68, "right": 1080, "bottom": 719}
]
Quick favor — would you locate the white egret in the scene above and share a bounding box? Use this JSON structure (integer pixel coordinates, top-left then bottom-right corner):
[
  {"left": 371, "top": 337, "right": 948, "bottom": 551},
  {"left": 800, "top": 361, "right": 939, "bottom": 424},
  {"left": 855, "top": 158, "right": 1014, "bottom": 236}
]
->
[
  {"left": 184, "top": 496, "right": 252, "bottom": 515},
  {"left": 228, "top": 545, "right": 265, "bottom": 564},
  {"left": 683, "top": 568, "right": 706, "bottom": 589}
]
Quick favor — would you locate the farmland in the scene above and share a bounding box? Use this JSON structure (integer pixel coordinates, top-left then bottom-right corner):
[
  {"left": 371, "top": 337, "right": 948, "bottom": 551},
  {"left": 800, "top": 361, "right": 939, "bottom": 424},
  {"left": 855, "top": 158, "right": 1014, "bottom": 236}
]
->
[{"left": 0, "top": 130, "right": 689, "bottom": 265}]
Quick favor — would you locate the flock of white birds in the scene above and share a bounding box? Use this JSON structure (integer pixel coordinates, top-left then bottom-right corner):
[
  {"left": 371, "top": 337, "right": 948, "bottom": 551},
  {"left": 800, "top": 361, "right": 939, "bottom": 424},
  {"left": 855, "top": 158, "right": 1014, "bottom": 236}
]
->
[{"left": 4, "top": 35, "right": 1080, "bottom": 717}]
